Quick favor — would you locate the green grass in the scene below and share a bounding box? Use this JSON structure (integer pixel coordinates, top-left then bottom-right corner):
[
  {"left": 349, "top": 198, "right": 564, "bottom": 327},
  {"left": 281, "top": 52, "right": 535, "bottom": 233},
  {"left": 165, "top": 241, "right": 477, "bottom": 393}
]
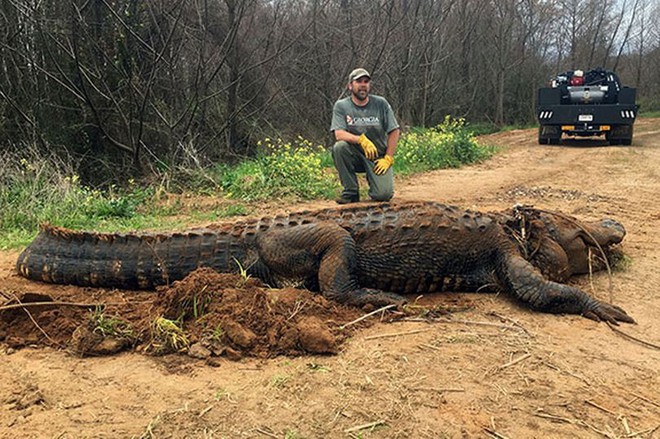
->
[
  {"left": 640, "top": 110, "right": 660, "bottom": 118},
  {"left": 637, "top": 97, "right": 660, "bottom": 117},
  {"left": 149, "top": 316, "right": 189, "bottom": 354},
  {"left": 0, "top": 164, "right": 177, "bottom": 249},
  {"left": 0, "top": 149, "right": 159, "bottom": 248},
  {"left": 89, "top": 307, "right": 135, "bottom": 339},
  {"left": 396, "top": 116, "right": 496, "bottom": 175},
  {"left": 214, "top": 136, "right": 339, "bottom": 201},
  {"left": 0, "top": 147, "right": 256, "bottom": 249},
  {"left": 0, "top": 118, "right": 498, "bottom": 249}
]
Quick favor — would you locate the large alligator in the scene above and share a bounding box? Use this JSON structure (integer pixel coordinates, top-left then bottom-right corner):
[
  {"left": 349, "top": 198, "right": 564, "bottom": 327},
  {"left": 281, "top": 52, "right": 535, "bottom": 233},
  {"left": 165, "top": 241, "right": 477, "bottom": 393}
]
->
[{"left": 16, "top": 201, "right": 633, "bottom": 323}]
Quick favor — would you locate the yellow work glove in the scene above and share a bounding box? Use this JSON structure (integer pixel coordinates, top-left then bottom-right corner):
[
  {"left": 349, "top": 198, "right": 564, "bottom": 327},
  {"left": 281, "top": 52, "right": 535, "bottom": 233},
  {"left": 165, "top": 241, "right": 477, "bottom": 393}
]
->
[
  {"left": 357, "top": 134, "right": 378, "bottom": 160},
  {"left": 373, "top": 155, "right": 394, "bottom": 175}
]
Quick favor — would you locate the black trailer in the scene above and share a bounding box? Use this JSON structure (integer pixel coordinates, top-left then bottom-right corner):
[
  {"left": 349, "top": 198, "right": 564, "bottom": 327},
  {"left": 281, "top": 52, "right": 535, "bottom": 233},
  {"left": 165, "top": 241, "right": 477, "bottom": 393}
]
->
[{"left": 536, "top": 68, "right": 638, "bottom": 145}]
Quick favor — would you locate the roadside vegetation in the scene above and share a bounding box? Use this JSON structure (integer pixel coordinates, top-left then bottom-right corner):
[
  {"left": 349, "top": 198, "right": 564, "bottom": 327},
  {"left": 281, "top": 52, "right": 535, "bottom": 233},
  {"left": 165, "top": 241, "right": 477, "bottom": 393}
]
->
[
  {"left": 0, "top": 118, "right": 495, "bottom": 250},
  {"left": 640, "top": 109, "right": 660, "bottom": 118}
]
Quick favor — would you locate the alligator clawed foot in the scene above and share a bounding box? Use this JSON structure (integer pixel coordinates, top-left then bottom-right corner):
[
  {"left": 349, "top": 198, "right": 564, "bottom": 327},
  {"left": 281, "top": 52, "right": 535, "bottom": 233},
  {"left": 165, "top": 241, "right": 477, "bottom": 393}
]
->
[
  {"left": 344, "top": 288, "right": 408, "bottom": 310},
  {"left": 583, "top": 301, "right": 635, "bottom": 325}
]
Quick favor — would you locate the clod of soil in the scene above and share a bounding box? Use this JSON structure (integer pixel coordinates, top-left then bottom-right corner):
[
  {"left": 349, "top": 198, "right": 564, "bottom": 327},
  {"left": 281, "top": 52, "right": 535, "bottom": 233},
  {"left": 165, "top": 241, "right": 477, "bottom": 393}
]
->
[
  {"left": 149, "top": 268, "right": 365, "bottom": 358},
  {"left": 0, "top": 268, "right": 367, "bottom": 359}
]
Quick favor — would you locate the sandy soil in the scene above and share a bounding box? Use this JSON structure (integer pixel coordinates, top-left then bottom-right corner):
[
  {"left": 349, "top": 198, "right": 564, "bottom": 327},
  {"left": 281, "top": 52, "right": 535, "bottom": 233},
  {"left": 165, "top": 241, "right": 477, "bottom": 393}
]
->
[{"left": 1, "top": 119, "right": 659, "bottom": 439}]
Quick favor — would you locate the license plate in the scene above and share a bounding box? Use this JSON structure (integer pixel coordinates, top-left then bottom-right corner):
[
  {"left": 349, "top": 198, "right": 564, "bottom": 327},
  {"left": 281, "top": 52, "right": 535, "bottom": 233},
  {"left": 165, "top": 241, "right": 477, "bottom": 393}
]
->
[{"left": 578, "top": 114, "right": 593, "bottom": 122}]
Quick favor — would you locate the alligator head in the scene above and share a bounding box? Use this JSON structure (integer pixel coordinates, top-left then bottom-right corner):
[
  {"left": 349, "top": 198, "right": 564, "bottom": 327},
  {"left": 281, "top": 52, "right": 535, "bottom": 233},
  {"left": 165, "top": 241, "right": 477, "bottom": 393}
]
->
[
  {"left": 504, "top": 207, "right": 626, "bottom": 282},
  {"left": 537, "top": 212, "right": 625, "bottom": 275}
]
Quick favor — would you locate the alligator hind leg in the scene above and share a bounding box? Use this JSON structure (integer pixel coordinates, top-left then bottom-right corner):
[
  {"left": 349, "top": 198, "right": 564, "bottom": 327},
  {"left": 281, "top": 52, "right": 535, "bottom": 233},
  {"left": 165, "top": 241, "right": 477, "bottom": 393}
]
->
[{"left": 255, "top": 222, "right": 406, "bottom": 307}]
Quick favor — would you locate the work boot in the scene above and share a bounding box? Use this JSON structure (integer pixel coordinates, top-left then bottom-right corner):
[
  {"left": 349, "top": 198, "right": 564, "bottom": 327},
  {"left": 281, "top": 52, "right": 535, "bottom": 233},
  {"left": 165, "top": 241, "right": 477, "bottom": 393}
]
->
[{"left": 335, "top": 195, "right": 359, "bottom": 204}]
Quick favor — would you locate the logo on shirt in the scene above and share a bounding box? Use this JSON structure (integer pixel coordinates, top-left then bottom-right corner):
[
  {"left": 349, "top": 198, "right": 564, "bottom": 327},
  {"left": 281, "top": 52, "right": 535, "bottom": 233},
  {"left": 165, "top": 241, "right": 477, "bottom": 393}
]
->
[{"left": 346, "top": 115, "right": 380, "bottom": 127}]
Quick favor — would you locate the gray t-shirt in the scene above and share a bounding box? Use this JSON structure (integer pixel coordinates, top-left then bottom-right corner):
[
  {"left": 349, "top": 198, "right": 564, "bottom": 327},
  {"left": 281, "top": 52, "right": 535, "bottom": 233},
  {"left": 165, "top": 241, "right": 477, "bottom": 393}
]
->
[{"left": 330, "top": 95, "right": 399, "bottom": 153}]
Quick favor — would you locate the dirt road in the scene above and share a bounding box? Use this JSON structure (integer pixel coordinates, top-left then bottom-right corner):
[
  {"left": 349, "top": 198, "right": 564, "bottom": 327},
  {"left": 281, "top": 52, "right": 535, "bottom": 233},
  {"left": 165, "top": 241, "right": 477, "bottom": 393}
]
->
[{"left": 1, "top": 119, "right": 659, "bottom": 438}]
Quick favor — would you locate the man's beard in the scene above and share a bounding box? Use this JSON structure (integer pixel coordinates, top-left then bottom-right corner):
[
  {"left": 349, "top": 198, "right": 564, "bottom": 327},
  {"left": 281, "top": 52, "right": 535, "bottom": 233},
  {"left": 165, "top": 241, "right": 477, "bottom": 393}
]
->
[{"left": 352, "top": 89, "right": 368, "bottom": 102}]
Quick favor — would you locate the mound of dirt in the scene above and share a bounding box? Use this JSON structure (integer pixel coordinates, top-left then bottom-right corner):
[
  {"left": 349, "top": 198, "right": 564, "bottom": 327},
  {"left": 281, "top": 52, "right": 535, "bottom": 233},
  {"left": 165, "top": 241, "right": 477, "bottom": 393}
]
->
[
  {"left": 0, "top": 292, "right": 89, "bottom": 349},
  {"left": 146, "top": 268, "right": 366, "bottom": 359},
  {"left": 0, "top": 269, "right": 367, "bottom": 360}
]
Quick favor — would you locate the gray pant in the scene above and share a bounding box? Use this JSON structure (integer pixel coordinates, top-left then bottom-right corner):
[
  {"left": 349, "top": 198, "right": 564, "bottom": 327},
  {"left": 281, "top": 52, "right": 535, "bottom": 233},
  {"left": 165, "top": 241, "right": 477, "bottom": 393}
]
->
[{"left": 332, "top": 141, "right": 393, "bottom": 201}]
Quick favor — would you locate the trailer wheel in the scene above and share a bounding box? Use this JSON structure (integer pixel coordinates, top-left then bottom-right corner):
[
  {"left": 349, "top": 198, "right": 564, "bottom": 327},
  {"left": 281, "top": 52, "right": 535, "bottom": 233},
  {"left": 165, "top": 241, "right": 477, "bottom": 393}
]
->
[
  {"left": 607, "top": 125, "right": 633, "bottom": 146},
  {"left": 538, "top": 125, "right": 560, "bottom": 145},
  {"left": 622, "top": 125, "right": 634, "bottom": 146},
  {"left": 538, "top": 127, "right": 547, "bottom": 144}
]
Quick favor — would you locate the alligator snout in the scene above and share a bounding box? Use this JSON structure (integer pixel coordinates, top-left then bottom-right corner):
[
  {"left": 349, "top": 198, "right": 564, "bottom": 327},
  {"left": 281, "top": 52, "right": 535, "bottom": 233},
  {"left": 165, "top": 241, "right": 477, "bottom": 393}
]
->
[{"left": 597, "top": 218, "right": 626, "bottom": 244}]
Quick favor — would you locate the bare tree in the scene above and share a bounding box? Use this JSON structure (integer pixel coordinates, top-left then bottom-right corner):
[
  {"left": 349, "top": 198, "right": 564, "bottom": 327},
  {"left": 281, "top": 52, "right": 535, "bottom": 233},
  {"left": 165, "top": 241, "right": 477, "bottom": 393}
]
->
[{"left": 1, "top": 0, "right": 659, "bottom": 183}]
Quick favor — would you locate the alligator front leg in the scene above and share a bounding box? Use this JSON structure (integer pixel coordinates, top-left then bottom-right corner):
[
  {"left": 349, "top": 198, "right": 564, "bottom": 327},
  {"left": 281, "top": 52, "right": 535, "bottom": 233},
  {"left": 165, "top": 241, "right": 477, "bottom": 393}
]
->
[
  {"left": 255, "top": 223, "right": 406, "bottom": 308},
  {"left": 498, "top": 253, "right": 634, "bottom": 324}
]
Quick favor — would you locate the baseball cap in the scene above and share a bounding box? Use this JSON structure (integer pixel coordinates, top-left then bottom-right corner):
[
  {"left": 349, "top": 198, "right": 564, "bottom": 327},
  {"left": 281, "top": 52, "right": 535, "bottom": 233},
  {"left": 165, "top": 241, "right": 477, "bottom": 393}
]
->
[{"left": 349, "top": 68, "right": 371, "bottom": 82}]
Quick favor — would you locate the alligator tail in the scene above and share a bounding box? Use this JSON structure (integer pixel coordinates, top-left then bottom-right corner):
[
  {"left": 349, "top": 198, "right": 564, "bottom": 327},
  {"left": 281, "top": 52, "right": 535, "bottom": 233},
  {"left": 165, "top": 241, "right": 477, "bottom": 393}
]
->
[{"left": 16, "top": 224, "right": 247, "bottom": 289}]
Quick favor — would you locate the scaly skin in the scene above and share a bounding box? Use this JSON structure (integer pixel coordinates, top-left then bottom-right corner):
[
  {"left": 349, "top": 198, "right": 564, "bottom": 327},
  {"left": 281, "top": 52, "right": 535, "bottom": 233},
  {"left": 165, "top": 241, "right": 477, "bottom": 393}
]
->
[{"left": 16, "top": 201, "right": 634, "bottom": 323}]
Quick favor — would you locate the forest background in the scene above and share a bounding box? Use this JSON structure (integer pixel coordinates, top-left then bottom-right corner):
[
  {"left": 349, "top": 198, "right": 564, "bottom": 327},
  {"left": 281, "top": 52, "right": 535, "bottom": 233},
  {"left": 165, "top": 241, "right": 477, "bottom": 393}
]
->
[{"left": 1, "top": 0, "right": 659, "bottom": 185}]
